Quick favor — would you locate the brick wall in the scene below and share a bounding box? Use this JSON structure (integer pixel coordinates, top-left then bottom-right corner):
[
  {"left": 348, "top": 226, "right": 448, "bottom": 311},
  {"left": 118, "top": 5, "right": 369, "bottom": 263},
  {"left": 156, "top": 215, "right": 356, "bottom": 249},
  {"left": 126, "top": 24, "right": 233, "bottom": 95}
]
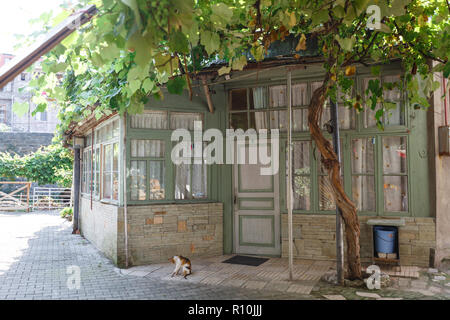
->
[
  {"left": 281, "top": 214, "right": 435, "bottom": 267},
  {"left": 117, "top": 202, "right": 223, "bottom": 268},
  {"left": 0, "top": 132, "right": 53, "bottom": 155},
  {"left": 79, "top": 198, "right": 119, "bottom": 264}
]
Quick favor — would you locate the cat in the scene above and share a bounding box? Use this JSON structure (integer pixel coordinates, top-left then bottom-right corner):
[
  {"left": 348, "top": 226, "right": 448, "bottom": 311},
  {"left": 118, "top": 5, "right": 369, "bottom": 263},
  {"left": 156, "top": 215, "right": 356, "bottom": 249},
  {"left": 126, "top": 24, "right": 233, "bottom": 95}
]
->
[{"left": 169, "top": 255, "right": 192, "bottom": 279}]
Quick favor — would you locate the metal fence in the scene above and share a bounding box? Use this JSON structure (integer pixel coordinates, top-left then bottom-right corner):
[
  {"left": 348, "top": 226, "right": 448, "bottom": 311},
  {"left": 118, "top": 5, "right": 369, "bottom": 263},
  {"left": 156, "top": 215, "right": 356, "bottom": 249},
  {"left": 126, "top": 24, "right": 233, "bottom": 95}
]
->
[{"left": 32, "top": 187, "right": 72, "bottom": 210}]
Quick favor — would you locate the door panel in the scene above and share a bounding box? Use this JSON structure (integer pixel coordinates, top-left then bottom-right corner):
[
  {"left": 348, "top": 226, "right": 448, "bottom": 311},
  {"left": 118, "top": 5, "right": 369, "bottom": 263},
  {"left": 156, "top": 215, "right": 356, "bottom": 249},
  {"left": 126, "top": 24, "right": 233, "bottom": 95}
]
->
[{"left": 233, "top": 144, "right": 280, "bottom": 256}]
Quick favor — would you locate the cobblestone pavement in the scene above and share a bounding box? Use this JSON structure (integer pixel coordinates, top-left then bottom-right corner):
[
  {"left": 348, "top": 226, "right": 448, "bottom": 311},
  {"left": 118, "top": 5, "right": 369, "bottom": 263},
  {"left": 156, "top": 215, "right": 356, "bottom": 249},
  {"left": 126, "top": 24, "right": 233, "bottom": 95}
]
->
[
  {"left": 2, "top": 210, "right": 449, "bottom": 300},
  {"left": 0, "top": 210, "right": 314, "bottom": 300}
]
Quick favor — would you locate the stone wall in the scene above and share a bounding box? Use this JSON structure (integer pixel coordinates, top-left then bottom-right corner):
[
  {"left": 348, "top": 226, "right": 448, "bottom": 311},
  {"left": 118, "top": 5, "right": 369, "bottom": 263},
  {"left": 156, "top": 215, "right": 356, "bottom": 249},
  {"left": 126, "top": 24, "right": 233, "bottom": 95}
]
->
[
  {"left": 0, "top": 132, "right": 54, "bottom": 155},
  {"left": 117, "top": 202, "right": 223, "bottom": 268},
  {"left": 79, "top": 197, "right": 119, "bottom": 264},
  {"left": 281, "top": 214, "right": 435, "bottom": 267}
]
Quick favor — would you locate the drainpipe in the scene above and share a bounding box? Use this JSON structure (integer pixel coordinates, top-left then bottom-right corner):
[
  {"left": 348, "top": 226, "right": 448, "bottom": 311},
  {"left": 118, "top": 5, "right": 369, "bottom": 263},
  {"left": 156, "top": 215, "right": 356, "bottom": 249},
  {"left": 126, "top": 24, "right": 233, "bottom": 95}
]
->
[
  {"left": 122, "top": 113, "right": 129, "bottom": 268},
  {"left": 330, "top": 98, "right": 344, "bottom": 285},
  {"left": 72, "top": 144, "right": 81, "bottom": 234},
  {"left": 287, "top": 70, "right": 293, "bottom": 281}
]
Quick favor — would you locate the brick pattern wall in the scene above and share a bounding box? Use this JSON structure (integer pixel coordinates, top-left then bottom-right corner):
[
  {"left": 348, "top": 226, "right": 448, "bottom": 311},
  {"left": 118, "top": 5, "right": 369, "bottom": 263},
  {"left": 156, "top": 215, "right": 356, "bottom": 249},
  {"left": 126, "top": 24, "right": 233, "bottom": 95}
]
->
[
  {"left": 117, "top": 203, "right": 223, "bottom": 267},
  {"left": 0, "top": 132, "right": 53, "bottom": 155},
  {"left": 281, "top": 214, "right": 435, "bottom": 267},
  {"left": 80, "top": 198, "right": 118, "bottom": 264}
]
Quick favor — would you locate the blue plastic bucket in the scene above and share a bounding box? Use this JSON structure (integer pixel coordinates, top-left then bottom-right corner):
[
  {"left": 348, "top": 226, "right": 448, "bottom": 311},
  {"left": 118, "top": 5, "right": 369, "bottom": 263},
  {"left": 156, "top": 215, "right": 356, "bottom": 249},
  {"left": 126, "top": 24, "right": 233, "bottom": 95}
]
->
[{"left": 374, "top": 226, "right": 397, "bottom": 254}]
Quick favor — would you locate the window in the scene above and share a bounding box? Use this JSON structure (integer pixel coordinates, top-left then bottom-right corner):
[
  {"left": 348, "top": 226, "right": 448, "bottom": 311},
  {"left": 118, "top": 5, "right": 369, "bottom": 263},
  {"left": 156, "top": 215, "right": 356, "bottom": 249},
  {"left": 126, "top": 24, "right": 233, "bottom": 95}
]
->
[
  {"left": 130, "top": 110, "right": 168, "bottom": 129},
  {"left": 362, "top": 75, "right": 405, "bottom": 128},
  {"left": 128, "top": 110, "right": 207, "bottom": 202},
  {"left": 230, "top": 82, "right": 355, "bottom": 131},
  {"left": 382, "top": 136, "right": 408, "bottom": 212},
  {"left": 0, "top": 105, "right": 6, "bottom": 124},
  {"left": 175, "top": 142, "right": 207, "bottom": 200},
  {"left": 351, "top": 138, "right": 376, "bottom": 211},
  {"left": 130, "top": 139, "right": 165, "bottom": 200},
  {"left": 289, "top": 141, "right": 311, "bottom": 210},
  {"left": 81, "top": 118, "right": 120, "bottom": 202},
  {"left": 102, "top": 142, "right": 119, "bottom": 200}
]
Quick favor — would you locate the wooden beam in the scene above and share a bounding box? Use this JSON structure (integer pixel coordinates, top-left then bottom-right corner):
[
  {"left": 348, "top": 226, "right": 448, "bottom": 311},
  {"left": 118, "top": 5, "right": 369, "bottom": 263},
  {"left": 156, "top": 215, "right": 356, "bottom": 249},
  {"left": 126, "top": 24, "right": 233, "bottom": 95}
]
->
[
  {"left": 0, "top": 5, "right": 97, "bottom": 89},
  {"left": 201, "top": 77, "right": 215, "bottom": 113}
]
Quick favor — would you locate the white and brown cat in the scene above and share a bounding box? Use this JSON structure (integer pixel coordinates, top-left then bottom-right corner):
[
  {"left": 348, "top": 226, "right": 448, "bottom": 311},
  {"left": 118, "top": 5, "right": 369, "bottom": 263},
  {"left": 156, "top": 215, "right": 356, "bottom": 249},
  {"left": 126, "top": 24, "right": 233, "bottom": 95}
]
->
[{"left": 169, "top": 255, "right": 192, "bottom": 279}]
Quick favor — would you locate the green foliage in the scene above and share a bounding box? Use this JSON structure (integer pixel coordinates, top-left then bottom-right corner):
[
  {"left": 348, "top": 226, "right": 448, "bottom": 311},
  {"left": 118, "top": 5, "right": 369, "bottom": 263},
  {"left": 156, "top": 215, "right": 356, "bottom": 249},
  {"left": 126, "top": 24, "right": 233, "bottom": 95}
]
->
[
  {"left": 16, "top": 0, "right": 448, "bottom": 137},
  {"left": 60, "top": 207, "right": 73, "bottom": 219},
  {"left": 0, "top": 144, "right": 73, "bottom": 187}
]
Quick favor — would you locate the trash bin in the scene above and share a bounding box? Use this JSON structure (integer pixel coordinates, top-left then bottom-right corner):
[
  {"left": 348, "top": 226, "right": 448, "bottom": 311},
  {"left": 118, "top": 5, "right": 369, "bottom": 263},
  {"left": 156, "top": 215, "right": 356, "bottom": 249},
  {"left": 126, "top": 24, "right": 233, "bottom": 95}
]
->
[{"left": 374, "top": 226, "right": 397, "bottom": 254}]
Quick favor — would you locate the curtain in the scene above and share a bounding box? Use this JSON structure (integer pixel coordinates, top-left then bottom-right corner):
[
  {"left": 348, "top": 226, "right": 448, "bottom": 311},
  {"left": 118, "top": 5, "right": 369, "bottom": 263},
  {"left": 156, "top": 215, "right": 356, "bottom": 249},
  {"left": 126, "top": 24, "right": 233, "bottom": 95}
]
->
[{"left": 252, "top": 87, "right": 268, "bottom": 130}]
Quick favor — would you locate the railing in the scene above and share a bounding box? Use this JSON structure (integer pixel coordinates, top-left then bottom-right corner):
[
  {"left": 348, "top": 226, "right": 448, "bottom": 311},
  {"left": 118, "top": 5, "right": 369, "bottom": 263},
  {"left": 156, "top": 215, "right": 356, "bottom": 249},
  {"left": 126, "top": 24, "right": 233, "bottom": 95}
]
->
[
  {"left": 0, "top": 181, "right": 32, "bottom": 211},
  {"left": 32, "top": 187, "right": 72, "bottom": 210}
]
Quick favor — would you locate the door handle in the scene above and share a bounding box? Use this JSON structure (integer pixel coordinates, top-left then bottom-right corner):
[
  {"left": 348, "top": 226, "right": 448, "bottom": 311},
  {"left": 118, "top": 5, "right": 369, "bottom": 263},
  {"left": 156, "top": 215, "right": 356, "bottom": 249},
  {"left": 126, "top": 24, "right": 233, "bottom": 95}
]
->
[{"left": 234, "top": 194, "right": 237, "bottom": 205}]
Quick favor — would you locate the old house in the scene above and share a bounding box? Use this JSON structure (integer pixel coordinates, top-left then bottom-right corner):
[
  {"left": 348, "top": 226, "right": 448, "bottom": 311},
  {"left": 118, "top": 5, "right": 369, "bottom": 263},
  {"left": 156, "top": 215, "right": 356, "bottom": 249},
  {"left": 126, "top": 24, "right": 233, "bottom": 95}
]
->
[{"left": 63, "top": 39, "right": 450, "bottom": 270}]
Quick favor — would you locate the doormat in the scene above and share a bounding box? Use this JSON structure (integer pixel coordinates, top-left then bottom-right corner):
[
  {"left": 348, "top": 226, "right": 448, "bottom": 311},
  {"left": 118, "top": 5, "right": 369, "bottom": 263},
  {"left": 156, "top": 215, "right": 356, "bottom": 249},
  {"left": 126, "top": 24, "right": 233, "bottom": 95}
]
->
[{"left": 222, "top": 255, "right": 269, "bottom": 267}]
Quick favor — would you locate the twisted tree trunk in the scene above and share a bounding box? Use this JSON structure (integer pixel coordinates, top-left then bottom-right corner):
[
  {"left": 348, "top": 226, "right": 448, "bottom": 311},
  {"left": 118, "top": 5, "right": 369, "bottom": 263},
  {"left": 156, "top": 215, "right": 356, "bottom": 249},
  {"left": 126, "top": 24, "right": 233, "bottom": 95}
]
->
[{"left": 307, "top": 72, "right": 362, "bottom": 280}]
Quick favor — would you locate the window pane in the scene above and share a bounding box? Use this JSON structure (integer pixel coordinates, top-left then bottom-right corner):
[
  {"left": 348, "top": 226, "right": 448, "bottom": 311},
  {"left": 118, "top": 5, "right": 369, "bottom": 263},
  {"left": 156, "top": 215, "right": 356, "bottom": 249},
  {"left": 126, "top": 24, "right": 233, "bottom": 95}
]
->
[
  {"left": 130, "top": 139, "right": 165, "bottom": 158},
  {"left": 292, "top": 83, "right": 308, "bottom": 106},
  {"left": 175, "top": 163, "right": 191, "bottom": 200},
  {"left": 230, "top": 89, "right": 247, "bottom": 111},
  {"left": 384, "top": 176, "right": 408, "bottom": 212},
  {"left": 292, "top": 108, "right": 308, "bottom": 132},
  {"left": 103, "top": 145, "right": 112, "bottom": 199},
  {"left": 112, "top": 119, "right": 119, "bottom": 137},
  {"left": 230, "top": 112, "right": 248, "bottom": 130},
  {"left": 249, "top": 111, "right": 268, "bottom": 130},
  {"left": 352, "top": 176, "right": 375, "bottom": 211},
  {"left": 338, "top": 105, "right": 355, "bottom": 129},
  {"left": 362, "top": 77, "right": 380, "bottom": 128},
  {"left": 269, "top": 110, "right": 287, "bottom": 131},
  {"left": 293, "top": 176, "right": 310, "bottom": 210},
  {"left": 269, "top": 85, "right": 286, "bottom": 107},
  {"left": 292, "top": 141, "right": 310, "bottom": 174},
  {"left": 170, "top": 112, "right": 203, "bottom": 130},
  {"left": 149, "top": 161, "right": 165, "bottom": 200},
  {"left": 130, "top": 111, "right": 168, "bottom": 129},
  {"left": 130, "top": 161, "right": 146, "bottom": 201},
  {"left": 319, "top": 176, "right": 335, "bottom": 211},
  {"left": 192, "top": 163, "right": 207, "bottom": 199},
  {"left": 383, "top": 136, "right": 407, "bottom": 174},
  {"left": 113, "top": 143, "right": 119, "bottom": 200},
  {"left": 250, "top": 87, "right": 267, "bottom": 110},
  {"left": 352, "top": 138, "right": 375, "bottom": 174}
]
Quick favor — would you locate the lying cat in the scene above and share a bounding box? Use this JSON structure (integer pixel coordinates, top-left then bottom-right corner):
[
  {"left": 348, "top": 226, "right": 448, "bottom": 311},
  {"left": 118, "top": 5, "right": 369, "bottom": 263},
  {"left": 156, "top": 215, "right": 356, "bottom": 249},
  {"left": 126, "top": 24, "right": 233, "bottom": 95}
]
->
[{"left": 169, "top": 255, "right": 192, "bottom": 279}]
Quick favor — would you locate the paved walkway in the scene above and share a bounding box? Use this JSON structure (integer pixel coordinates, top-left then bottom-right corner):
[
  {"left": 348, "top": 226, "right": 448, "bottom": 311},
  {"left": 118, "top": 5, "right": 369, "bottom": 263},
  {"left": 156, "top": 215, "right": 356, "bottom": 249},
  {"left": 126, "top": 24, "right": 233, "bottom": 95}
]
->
[
  {"left": 0, "top": 210, "right": 316, "bottom": 300},
  {"left": 120, "top": 256, "right": 332, "bottom": 295}
]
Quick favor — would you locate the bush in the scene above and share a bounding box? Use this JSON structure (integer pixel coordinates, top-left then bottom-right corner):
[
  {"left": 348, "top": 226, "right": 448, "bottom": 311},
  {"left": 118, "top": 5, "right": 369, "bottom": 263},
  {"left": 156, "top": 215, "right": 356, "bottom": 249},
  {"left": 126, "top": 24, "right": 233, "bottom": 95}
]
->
[
  {"left": 60, "top": 207, "right": 73, "bottom": 221},
  {"left": 0, "top": 144, "right": 73, "bottom": 187}
]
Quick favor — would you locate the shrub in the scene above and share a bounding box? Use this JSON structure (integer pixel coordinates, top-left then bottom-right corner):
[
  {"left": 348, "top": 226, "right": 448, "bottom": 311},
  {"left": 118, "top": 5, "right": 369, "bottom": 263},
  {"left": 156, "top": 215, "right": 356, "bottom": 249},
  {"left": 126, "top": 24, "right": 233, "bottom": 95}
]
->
[{"left": 60, "top": 207, "right": 73, "bottom": 221}]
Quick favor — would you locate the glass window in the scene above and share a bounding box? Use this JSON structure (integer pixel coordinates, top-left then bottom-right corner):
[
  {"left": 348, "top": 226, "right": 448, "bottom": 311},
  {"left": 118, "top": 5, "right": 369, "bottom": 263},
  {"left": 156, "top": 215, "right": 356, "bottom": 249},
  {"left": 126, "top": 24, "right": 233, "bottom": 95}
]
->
[
  {"left": 175, "top": 142, "right": 208, "bottom": 200},
  {"left": 351, "top": 138, "right": 376, "bottom": 211},
  {"left": 383, "top": 75, "right": 404, "bottom": 126},
  {"left": 130, "top": 139, "right": 166, "bottom": 200},
  {"left": 289, "top": 141, "right": 311, "bottom": 210},
  {"left": 130, "top": 111, "right": 168, "bottom": 129},
  {"left": 170, "top": 112, "right": 203, "bottom": 130},
  {"left": 383, "top": 136, "right": 408, "bottom": 212},
  {"left": 130, "top": 161, "right": 146, "bottom": 201},
  {"left": 102, "top": 142, "right": 119, "bottom": 201}
]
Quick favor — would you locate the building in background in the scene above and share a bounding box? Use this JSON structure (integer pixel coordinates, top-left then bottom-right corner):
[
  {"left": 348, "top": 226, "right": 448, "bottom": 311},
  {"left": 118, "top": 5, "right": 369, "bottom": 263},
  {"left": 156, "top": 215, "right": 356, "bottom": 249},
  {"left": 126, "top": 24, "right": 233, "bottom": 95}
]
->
[
  {"left": 0, "top": 53, "right": 59, "bottom": 155},
  {"left": 0, "top": 53, "right": 59, "bottom": 133}
]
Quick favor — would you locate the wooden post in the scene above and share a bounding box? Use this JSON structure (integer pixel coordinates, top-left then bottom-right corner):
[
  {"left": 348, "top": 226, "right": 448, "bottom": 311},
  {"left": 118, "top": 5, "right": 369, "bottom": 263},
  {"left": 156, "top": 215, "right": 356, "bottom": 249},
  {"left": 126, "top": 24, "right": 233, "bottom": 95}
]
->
[
  {"left": 73, "top": 146, "right": 81, "bottom": 233},
  {"left": 287, "top": 70, "right": 294, "bottom": 280},
  {"left": 26, "top": 182, "right": 30, "bottom": 212},
  {"left": 330, "top": 98, "right": 345, "bottom": 285}
]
